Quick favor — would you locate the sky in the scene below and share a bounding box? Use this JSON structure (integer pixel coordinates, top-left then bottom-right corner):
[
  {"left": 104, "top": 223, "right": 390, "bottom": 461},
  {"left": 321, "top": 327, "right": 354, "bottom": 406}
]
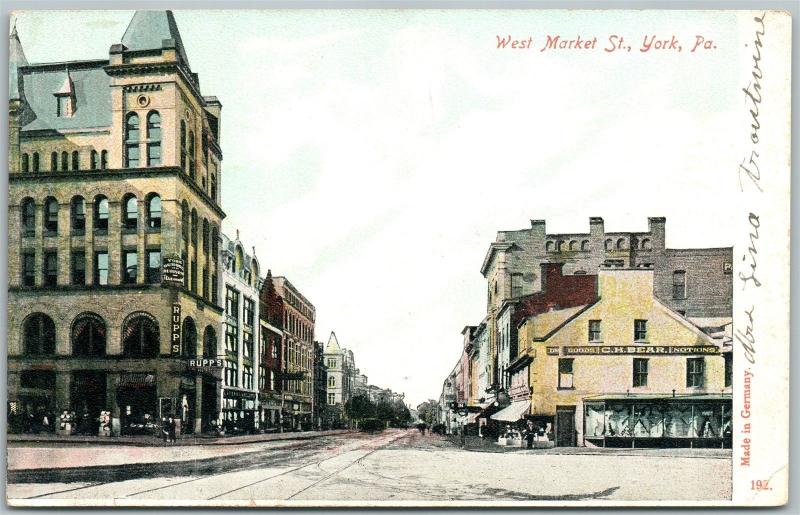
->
[{"left": 12, "top": 9, "right": 741, "bottom": 406}]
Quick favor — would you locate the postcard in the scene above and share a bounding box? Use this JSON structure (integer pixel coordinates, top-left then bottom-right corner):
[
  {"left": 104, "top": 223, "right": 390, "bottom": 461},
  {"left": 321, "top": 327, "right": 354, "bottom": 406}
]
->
[{"left": 5, "top": 8, "right": 791, "bottom": 507}]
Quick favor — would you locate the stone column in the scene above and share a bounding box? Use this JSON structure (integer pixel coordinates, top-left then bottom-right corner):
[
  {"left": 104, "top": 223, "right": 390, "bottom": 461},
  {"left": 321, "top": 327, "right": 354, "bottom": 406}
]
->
[
  {"left": 85, "top": 199, "right": 95, "bottom": 286},
  {"left": 57, "top": 200, "right": 71, "bottom": 285},
  {"left": 194, "top": 374, "right": 203, "bottom": 434},
  {"left": 107, "top": 373, "right": 121, "bottom": 436},
  {"left": 137, "top": 198, "right": 146, "bottom": 283},
  {"left": 55, "top": 372, "right": 71, "bottom": 412},
  {"left": 108, "top": 200, "right": 122, "bottom": 285}
]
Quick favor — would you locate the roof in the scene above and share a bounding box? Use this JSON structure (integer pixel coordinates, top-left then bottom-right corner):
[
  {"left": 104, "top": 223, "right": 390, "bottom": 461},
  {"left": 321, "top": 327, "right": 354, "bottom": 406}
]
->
[
  {"left": 324, "top": 332, "right": 341, "bottom": 354},
  {"left": 121, "top": 10, "right": 190, "bottom": 68},
  {"left": 9, "top": 25, "right": 28, "bottom": 100},
  {"left": 19, "top": 62, "right": 112, "bottom": 132}
]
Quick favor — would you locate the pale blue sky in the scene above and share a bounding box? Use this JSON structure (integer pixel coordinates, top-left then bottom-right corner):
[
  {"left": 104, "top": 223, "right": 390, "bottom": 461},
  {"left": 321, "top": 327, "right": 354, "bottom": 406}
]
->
[{"left": 12, "top": 10, "right": 740, "bottom": 405}]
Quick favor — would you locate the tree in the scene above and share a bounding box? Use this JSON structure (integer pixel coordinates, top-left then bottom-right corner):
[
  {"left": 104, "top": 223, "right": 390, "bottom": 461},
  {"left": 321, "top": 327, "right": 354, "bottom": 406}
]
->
[{"left": 344, "top": 394, "right": 375, "bottom": 428}]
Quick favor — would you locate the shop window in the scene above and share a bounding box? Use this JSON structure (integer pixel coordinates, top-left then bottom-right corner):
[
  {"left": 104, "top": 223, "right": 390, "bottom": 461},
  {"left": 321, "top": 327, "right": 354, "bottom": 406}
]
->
[
  {"left": 94, "top": 251, "right": 109, "bottom": 286},
  {"left": 123, "top": 250, "right": 138, "bottom": 284},
  {"left": 71, "top": 251, "right": 85, "bottom": 285},
  {"left": 146, "top": 194, "right": 161, "bottom": 229},
  {"left": 122, "top": 313, "right": 160, "bottom": 358},
  {"left": 94, "top": 195, "right": 109, "bottom": 234},
  {"left": 673, "top": 270, "right": 686, "bottom": 299},
  {"left": 122, "top": 195, "right": 138, "bottom": 231},
  {"left": 633, "top": 358, "right": 648, "bottom": 387},
  {"left": 43, "top": 197, "right": 58, "bottom": 235},
  {"left": 634, "top": 319, "right": 648, "bottom": 341},
  {"left": 71, "top": 196, "right": 86, "bottom": 235},
  {"left": 557, "top": 358, "right": 574, "bottom": 389},
  {"left": 32, "top": 152, "right": 40, "bottom": 172},
  {"left": 588, "top": 320, "right": 601, "bottom": 342},
  {"left": 632, "top": 404, "right": 664, "bottom": 437},
  {"left": 203, "top": 326, "right": 217, "bottom": 358},
  {"left": 686, "top": 358, "right": 705, "bottom": 388},
  {"left": 182, "top": 317, "right": 197, "bottom": 358},
  {"left": 23, "top": 313, "right": 56, "bottom": 355},
  {"left": 146, "top": 250, "right": 161, "bottom": 284},
  {"left": 72, "top": 313, "right": 106, "bottom": 356},
  {"left": 724, "top": 353, "right": 733, "bottom": 388},
  {"left": 22, "top": 252, "right": 36, "bottom": 286},
  {"left": 21, "top": 198, "right": 36, "bottom": 237},
  {"left": 20, "top": 370, "right": 56, "bottom": 389},
  {"left": 43, "top": 251, "right": 58, "bottom": 286}
]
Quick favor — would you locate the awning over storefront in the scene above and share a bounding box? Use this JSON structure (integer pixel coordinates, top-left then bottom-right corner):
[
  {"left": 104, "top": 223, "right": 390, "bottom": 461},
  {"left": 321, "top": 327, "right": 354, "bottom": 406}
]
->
[{"left": 490, "top": 400, "right": 530, "bottom": 422}]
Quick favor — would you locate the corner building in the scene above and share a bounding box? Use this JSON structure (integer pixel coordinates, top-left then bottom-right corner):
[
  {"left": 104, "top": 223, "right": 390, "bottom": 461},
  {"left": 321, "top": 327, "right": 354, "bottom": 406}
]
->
[{"left": 7, "top": 12, "right": 225, "bottom": 435}]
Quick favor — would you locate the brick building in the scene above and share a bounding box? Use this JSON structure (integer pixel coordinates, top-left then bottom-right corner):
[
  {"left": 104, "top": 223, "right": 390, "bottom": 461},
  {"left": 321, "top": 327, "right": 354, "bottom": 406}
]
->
[
  {"left": 7, "top": 11, "right": 225, "bottom": 436},
  {"left": 258, "top": 270, "right": 284, "bottom": 429}
]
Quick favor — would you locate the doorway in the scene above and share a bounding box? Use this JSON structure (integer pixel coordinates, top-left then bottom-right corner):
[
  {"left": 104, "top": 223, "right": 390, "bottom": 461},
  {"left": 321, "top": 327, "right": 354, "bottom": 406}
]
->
[{"left": 555, "top": 406, "right": 576, "bottom": 447}]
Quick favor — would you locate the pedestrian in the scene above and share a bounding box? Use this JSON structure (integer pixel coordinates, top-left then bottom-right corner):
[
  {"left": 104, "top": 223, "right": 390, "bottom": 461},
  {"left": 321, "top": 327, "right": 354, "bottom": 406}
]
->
[
  {"left": 161, "top": 417, "right": 170, "bottom": 443},
  {"left": 459, "top": 426, "right": 466, "bottom": 448},
  {"left": 525, "top": 421, "right": 535, "bottom": 449},
  {"left": 169, "top": 415, "right": 177, "bottom": 443}
]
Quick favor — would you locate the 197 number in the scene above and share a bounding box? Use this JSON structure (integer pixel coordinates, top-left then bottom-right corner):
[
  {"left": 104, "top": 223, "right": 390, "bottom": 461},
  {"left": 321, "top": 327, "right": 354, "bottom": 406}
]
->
[{"left": 751, "top": 480, "right": 771, "bottom": 491}]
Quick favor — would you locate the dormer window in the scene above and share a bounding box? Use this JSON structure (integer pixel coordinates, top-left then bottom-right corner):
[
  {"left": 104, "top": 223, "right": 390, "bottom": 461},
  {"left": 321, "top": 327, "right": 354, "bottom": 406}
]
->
[
  {"left": 56, "top": 95, "right": 72, "bottom": 117},
  {"left": 54, "top": 69, "right": 75, "bottom": 117}
]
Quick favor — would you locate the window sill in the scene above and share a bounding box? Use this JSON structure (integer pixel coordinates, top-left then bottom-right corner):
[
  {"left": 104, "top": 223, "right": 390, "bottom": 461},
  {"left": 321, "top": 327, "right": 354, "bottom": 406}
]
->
[
  {"left": 634, "top": 340, "right": 649, "bottom": 344},
  {"left": 589, "top": 340, "right": 603, "bottom": 344},
  {"left": 71, "top": 231, "right": 86, "bottom": 237},
  {"left": 121, "top": 228, "right": 138, "bottom": 235},
  {"left": 145, "top": 227, "right": 162, "bottom": 234},
  {"left": 557, "top": 387, "right": 575, "bottom": 391}
]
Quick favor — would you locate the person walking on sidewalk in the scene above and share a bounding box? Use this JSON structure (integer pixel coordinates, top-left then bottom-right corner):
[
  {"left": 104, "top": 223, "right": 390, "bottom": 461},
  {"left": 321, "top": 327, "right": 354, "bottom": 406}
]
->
[{"left": 168, "top": 415, "right": 177, "bottom": 443}]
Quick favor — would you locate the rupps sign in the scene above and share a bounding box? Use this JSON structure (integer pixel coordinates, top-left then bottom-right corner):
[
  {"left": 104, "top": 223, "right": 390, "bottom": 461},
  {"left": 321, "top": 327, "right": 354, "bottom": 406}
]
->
[
  {"left": 171, "top": 304, "right": 181, "bottom": 356},
  {"left": 188, "top": 358, "right": 224, "bottom": 368},
  {"left": 560, "top": 345, "right": 720, "bottom": 356}
]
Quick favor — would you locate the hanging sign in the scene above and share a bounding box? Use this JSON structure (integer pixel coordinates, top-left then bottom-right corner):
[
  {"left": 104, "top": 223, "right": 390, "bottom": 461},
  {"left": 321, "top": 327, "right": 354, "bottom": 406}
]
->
[{"left": 171, "top": 304, "right": 181, "bottom": 356}]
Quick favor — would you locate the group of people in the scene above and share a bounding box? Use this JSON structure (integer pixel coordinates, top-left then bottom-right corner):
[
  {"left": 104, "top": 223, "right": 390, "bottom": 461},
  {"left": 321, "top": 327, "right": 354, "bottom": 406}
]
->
[{"left": 161, "top": 415, "right": 178, "bottom": 444}]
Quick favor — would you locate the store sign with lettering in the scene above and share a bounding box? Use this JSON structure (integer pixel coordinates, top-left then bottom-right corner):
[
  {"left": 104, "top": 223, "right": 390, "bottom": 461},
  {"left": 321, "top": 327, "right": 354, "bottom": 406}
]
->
[
  {"left": 562, "top": 345, "right": 720, "bottom": 356},
  {"left": 188, "top": 358, "right": 224, "bottom": 368},
  {"left": 546, "top": 347, "right": 560, "bottom": 355},
  {"left": 162, "top": 255, "right": 185, "bottom": 286},
  {"left": 171, "top": 304, "right": 181, "bottom": 356}
]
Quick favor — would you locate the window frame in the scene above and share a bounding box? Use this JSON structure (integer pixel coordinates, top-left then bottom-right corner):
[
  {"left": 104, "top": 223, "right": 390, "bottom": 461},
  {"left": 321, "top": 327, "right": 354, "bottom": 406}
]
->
[
  {"left": 632, "top": 358, "right": 648, "bottom": 387},
  {"left": 588, "top": 319, "right": 601, "bottom": 342},
  {"left": 634, "top": 319, "right": 648, "bottom": 342},
  {"left": 686, "top": 357, "right": 705, "bottom": 388},
  {"left": 557, "top": 358, "right": 574, "bottom": 389}
]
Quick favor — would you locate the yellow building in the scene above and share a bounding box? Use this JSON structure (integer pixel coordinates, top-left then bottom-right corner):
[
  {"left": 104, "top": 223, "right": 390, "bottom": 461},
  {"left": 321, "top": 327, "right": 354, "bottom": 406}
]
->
[{"left": 512, "top": 268, "right": 731, "bottom": 448}]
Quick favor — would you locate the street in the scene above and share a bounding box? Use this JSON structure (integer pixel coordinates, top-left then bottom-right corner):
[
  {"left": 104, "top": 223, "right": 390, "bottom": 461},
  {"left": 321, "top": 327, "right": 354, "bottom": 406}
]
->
[{"left": 7, "top": 429, "right": 731, "bottom": 506}]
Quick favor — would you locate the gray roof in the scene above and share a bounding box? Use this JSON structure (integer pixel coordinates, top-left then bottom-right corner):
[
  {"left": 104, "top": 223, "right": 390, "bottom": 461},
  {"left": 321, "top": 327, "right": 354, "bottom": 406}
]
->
[
  {"left": 121, "top": 10, "right": 190, "bottom": 69},
  {"left": 19, "top": 62, "right": 112, "bottom": 132},
  {"left": 9, "top": 26, "right": 29, "bottom": 100}
]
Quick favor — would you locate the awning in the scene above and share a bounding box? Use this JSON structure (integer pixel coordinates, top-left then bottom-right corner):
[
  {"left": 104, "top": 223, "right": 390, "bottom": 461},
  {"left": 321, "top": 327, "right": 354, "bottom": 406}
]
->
[{"left": 491, "top": 400, "right": 530, "bottom": 422}]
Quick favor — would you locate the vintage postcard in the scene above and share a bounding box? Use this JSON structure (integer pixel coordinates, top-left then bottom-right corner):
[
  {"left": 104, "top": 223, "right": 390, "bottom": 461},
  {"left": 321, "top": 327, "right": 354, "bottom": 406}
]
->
[{"left": 5, "top": 7, "right": 791, "bottom": 507}]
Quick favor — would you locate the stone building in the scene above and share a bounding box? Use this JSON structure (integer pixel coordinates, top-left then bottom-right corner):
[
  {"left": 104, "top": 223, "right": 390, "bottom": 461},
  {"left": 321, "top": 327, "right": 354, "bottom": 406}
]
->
[
  {"left": 258, "top": 269, "right": 284, "bottom": 429},
  {"left": 7, "top": 11, "right": 225, "bottom": 436},
  {"left": 323, "top": 331, "right": 345, "bottom": 406},
  {"left": 220, "top": 232, "right": 261, "bottom": 432},
  {"left": 272, "top": 276, "right": 315, "bottom": 430}
]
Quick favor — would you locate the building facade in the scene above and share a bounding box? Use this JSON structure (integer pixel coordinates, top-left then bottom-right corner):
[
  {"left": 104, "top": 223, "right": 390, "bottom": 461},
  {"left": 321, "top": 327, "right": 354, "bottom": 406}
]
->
[
  {"left": 258, "top": 270, "right": 284, "bottom": 429},
  {"left": 220, "top": 232, "right": 261, "bottom": 432},
  {"left": 312, "top": 340, "right": 327, "bottom": 429},
  {"left": 8, "top": 11, "right": 225, "bottom": 436}
]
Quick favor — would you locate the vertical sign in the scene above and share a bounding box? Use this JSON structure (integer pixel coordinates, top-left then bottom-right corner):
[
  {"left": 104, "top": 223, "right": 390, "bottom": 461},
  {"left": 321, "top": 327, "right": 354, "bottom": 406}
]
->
[{"left": 171, "top": 303, "right": 181, "bottom": 356}]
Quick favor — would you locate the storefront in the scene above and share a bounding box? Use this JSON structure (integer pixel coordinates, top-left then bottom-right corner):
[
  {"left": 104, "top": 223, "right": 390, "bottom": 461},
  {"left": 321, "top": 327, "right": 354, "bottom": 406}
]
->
[
  {"left": 259, "top": 394, "right": 282, "bottom": 431},
  {"left": 222, "top": 389, "right": 257, "bottom": 434},
  {"left": 10, "top": 369, "right": 57, "bottom": 434},
  {"left": 117, "top": 373, "right": 158, "bottom": 436},
  {"left": 583, "top": 393, "right": 732, "bottom": 448},
  {"left": 70, "top": 371, "right": 107, "bottom": 435}
]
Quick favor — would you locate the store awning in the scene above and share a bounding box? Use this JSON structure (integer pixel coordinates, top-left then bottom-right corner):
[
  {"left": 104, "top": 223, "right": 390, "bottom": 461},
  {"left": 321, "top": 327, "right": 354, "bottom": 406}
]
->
[{"left": 490, "top": 400, "right": 530, "bottom": 422}]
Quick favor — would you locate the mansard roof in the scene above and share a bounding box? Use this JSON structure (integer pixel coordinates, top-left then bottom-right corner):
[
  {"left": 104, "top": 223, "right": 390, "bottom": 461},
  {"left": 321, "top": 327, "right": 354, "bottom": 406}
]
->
[
  {"left": 9, "top": 25, "right": 28, "bottom": 100},
  {"left": 121, "top": 10, "right": 191, "bottom": 68}
]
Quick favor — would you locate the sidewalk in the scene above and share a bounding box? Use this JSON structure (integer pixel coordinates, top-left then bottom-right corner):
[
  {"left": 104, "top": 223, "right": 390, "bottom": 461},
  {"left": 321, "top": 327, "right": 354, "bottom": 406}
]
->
[{"left": 7, "top": 429, "right": 350, "bottom": 448}]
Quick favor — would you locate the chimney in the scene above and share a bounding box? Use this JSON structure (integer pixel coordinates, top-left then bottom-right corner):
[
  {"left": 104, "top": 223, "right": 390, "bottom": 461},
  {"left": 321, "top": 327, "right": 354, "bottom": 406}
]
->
[
  {"left": 647, "top": 217, "right": 666, "bottom": 249},
  {"left": 530, "top": 219, "right": 546, "bottom": 239},
  {"left": 539, "top": 262, "right": 564, "bottom": 292},
  {"left": 589, "top": 217, "right": 604, "bottom": 237}
]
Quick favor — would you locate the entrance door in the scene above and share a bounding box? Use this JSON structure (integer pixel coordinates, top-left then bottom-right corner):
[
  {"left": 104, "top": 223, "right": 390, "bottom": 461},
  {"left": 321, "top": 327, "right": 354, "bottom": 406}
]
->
[{"left": 556, "top": 406, "right": 577, "bottom": 447}]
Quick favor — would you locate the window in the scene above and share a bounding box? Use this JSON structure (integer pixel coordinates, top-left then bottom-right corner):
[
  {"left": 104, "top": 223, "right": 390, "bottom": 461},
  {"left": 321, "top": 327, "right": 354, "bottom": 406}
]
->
[
  {"left": 181, "top": 201, "right": 189, "bottom": 242},
  {"left": 581, "top": 240, "right": 589, "bottom": 251},
  {"left": 686, "top": 358, "right": 705, "bottom": 387},
  {"left": 225, "top": 360, "right": 239, "bottom": 387},
  {"left": 724, "top": 353, "right": 733, "bottom": 388},
  {"left": 634, "top": 319, "right": 648, "bottom": 341},
  {"left": 21, "top": 198, "right": 35, "bottom": 237},
  {"left": 71, "top": 196, "right": 85, "bottom": 235},
  {"left": 259, "top": 366, "right": 267, "bottom": 391},
  {"left": 226, "top": 287, "right": 239, "bottom": 319},
  {"left": 146, "top": 111, "right": 161, "bottom": 166},
  {"left": 604, "top": 239, "right": 612, "bottom": 251},
  {"left": 202, "top": 220, "right": 209, "bottom": 254},
  {"left": 616, "top": 238, "right": 626, "bottom": 250},
  {"left": 191, "top": 259, "right": 197, "bottom": 293},
  {"left": 203, "top": 327, "right": 217, "bottom": 358},
  {"left": 90, "top": 150, "right": 98, "bottom": 170},
  {"left": 22, "top": 251, "right": 36, "bottom": 286},
  {"left": 210, "top": 174, "right": 217, "bottom": 202},
  {"left": 511, "top": 273, "right": 523, "bottom": 298},
  {"left": 23, "top": 313, "right": 56, "bottom": 355},
  {"left": 57, "top": 96, "right": 70, "bottom": 117},
  {"left": 211, "top": 273, "right": 218, "bottom": 305},
  {"left": 100, "top": 150, "right": 108, "bottom": 169},
  {"left": 32, "top": 152, "right": 40, "bottom": 172},
  {"left": 122, "top": 195, "right": 138, "bottom": 230},
  {"left": 71, "top": 151, "right": 79, "bottom": 170},
  {"left": 202, "top": 266, "right": 209, "bottom": 299},
  {"left": 191, "top": 209, "right": 198, "bottom": 245},
  {"left": 43, "top": 251, "right": 58, "bottom": 286},
  {"left": 61, "top": 151, "right": 68, "bottom": 171},
  {"left": 328, "top": 376, "right": 335, "bottom": 388},
  {"left": 71, "top": 251, "right": 85, "bottom": 285},
  {"left": 50, "top": 152, "right": 58, "bottom": 171},
  {"left": 588, "top": 320, "right": 601, "bottom": 342},
  {"left": 558, "top": 358, "right": 574, "bottom": 389},
  {"left": 123, "top": 250, "right": 137, "bottom": 284},
  {"left": 72, "top": 314, "right": 106, "bottom": 356},
  {"left": 94, "top": 251, "right": 109, "bottom": 285},
  {"left": 243, "top": 331, "right": 253, "bottom": 359},
  {"left": 225, "top": 323, "right": 238, "bottom": 353},
  {"left": 146, "top": 194, "right": 161, "bottom": 229},
  {"left": 122, "top": 313, "right": 160, "bottom": 358},
  {"left": 673, "top": 270, "right": 686, "bottom": 299},
  {"left": 94, "top": 196, "right": 109, "bottom": 233},
  {"left": 328, "top": 393, "right": 335, "bottom": 405},
  {"left": 21, "top": 153, "right": 29, "bottom": 173},
  {"left": 243, "top": 298, "right": 255, "bottom": 328},
  {"left": 272, "top": 342, "right": 278, "bottom": 359},
  {"left": 243, "top": 365, "right": 253, "bottom": 389},
  {"left": 188, "top": 131, "right": 196, "bottom": 179},
  {"left": 211, "top": 226, "right": 219, "bottom": 258},
  {"left": 44, "top": 197, "right": 58, "bottom": 234},
  {"left": 147, "top": 250, "right": 161, "bottom": 284},
  {"left": 633, "top": 358, "right": 648, "bottom": 387},
  {"left": 125, "top": 112, "right": 140, "bottom": 167},
  {"left": 180, "top": 120, "right": 187, "bottom": 174},
  {"left": 182, "top": 317, "right": 197, "bottom": 358}
]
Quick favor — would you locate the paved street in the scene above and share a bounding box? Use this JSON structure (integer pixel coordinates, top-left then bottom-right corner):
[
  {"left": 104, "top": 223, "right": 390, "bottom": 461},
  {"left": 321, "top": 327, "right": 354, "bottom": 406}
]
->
[{"left": 7, "top": 429, "right": 731, "bottom": 506}]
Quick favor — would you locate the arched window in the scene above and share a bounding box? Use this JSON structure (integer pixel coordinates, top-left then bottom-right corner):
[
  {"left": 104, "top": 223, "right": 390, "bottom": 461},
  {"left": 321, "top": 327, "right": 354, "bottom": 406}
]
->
[
  {"left": 235, "top": 247, "right": 243, "bottom": 273},
  {"left": 558, "top": 240, "right": 565, "bottom": 252},
  {"left": 100, "top": 150, "right": 108, "bottom": 169},
  {"left": 182, "top": 317, "right": 197, "bottom": 358},
  {"left": 90, "top": 150, "right": 98, "bottom": 170},
  {"left": 71, "top": 151, "right": 79, "bottom": 171},
  {"left": 568, "top": 240, "right": 577, "bottom": 251},
  {"left": 147, "top": 111, "right": 161, "bottom": 167},
  {"left": 210, "top": 174, "right": 217, "bottom": 202},
  {"left": 616, "top": 238, "right": 626, "bottom": 250},
  {"left": 122, "top": 195, "right": 138, "bottom": 230},
  {"left": 50, "top": 152, "right": 58, "bottom": 171},
  {"left": 641, "top": 238, "right": 651, "bottom": 250},
  {"left": 203, "top": 326, "right": 217, "bottom": 358},
  {"left": 44, "top": 197, "right": 59, "bottom": 234},
  {"left": 181, "top": 201, "right": 189, "bottom": 242},
  {"left": 94, "top": 195, "right": 109, "bottom": 233},
  {"left": 202, "top": 219, "right": 209, "bottom": 254},
  {"left": 581, "top": 240, "right": 589, "bottom": 251},
  {"left": 124, "top": 112, "right": 140, "bottom": 168},
  {"left": 23, "top": 313, "right": 56, "bottom": 356},
  {"left": 251, "top": 261, "right": 259, "bottom": 287},
  {"left": 122, "top": 313, "right": 160, "bottom": 358},
  {"left": 21, "top": 198, "right": 36, "bottom": 236},
  {"left": 147, "top": 194, "right": 161, "bottom": 229},
  {"left": 32, "top": 152, "right": 40, "bottom": 172},
  {"left": 180, "top": 120, "right": 187, "bottom": 174},
  {"left": 604, "top": 239, "right": 612, "bottom": 251},
  {"left": 190, "top": 209, "right": 198, "bottom": 244},
  {"left": 546, "top": 241, "right": 554, "bottom": 252},
  {"left": 71, "top": 196, "right": 86, "bottom": 235},
  {"left": 21, "top": 153, "right": 29, "bottom": 173},
  {"left": 188, "top": 131, "right": 196, "bottom": 179},
  {"left": 72, "top": 313, "right": 106, "bottom": 357},
  {"left": 61, "top": 151, "right": 68, "bottom": 171}
]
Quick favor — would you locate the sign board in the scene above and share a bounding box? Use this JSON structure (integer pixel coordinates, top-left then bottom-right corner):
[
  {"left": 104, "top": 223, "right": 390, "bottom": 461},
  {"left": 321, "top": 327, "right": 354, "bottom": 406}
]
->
[
  {"left": 546, "top": 347, "right": 560, "bottom": 355},
  {"left": 171, "top": 304, "right": 181, "bottom": 356},
  {"left": 161, "top": 255, "right": 185, "bottom": 286},
  {"left": 561, "top": 345, "right": 720, "bottom": 356},
  {"left": 188, "top": 358, "right": 224, "bottom": 369}
]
